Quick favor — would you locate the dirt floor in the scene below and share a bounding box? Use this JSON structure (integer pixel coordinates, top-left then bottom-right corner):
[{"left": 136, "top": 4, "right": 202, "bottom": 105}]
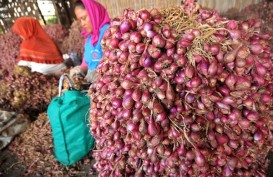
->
[
  {"left": 268, "top": 153, "right": 273, "bottom": 177},
  {"left": 0, "top": 149, "right": 35, "bottom": 177},
  {"left": 0, "top": 112, "right": 97, "bottom": 177},
  {"left": 0, "top": 149, "right": 97, "bottom": 177},
  {"left": 0, "top": 148, "right": 273, "bottom": 176}
]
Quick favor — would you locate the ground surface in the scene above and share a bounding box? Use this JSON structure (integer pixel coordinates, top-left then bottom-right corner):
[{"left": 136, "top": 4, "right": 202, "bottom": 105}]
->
[
  {"left": 1, "top": 148, "right": 273, "bottom": 176},
  {"left": 0, "top": 149, "right": 97, "bottom": 177}
]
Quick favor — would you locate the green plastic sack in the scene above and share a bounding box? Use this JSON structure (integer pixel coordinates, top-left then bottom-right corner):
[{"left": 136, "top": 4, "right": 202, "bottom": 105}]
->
[{"left": 47, "top": 74, "right": 95, "bottom": 166}]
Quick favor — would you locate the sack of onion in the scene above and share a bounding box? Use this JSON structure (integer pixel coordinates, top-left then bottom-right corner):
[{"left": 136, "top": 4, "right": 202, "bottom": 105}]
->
[{"left": 89, "top": 1, "right": 273, "bottom": 176}]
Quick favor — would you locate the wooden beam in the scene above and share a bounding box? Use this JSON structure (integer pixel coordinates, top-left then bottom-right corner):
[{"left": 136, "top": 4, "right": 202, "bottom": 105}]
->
[
  {"left": 35, "top": 1, "right": 47, "bottom": 25},
  {"left": 60, "top": 0, "right": 72, "bottom": 25},
  {"left": 52, "top": 0, "right": 61, "bottom": 24},
  {"left": 0, "top": 21, "right": 5, "bottom": 34}
]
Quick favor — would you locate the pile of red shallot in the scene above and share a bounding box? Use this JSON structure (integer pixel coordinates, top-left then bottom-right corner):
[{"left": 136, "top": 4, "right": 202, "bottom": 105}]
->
[
  {"left": 0, "top": 31, "right": 21, "bottom": 76},
  {"left": 0, "top": 66, "right": 59, "bottom": 118},
  {"left": 43, "top": 24, "right": 69, "bottom": 50},
  {"left": 223, "top": 0, "right": 273, "bottom": 49},
  {"left": 60, "top": 21, "right": 85, "bottom": 59},
  {"left": 89, "top": 1, "right": 273, "bottom": 176},
  {"left": 43, "top": 24, "right": 69, "bottom": 43}
]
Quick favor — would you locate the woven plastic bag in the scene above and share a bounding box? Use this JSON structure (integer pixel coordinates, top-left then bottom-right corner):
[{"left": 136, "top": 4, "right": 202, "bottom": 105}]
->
[{"left": 47, "top": 74, "right": 94, "bottom": 166}]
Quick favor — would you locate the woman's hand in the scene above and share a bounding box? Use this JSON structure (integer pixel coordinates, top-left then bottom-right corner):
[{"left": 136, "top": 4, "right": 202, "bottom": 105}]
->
[
  {"left": 69, "top": 66, "right": 85, "bottom": 77},
  {"left": 85, "top": 70, "right": 97, "bottom": 83}
]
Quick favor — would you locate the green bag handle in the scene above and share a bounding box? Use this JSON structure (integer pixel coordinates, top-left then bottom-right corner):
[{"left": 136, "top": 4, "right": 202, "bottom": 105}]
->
[
  {"left": 58, "top": 74, "right": 74, "bottom": 97},
  {"left": 55, "top": 74, "right": 75, "bottom": 165}
]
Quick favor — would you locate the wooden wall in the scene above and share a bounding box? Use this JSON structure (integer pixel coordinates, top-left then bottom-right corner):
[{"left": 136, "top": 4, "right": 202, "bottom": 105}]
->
[
  {"left": 0, "top": 0, "right": 42, "bottom": 33},
  {"left": 0, "top": 0, "right": 263, "bottom": 33},
  {"left": 96, "top": 0, "right": 181, "bottom": 18},
  {"left": 198, "top": 0, "right": 261, "bottom": 13},
  {"left": 96, "top": 0, "right": 262, "bottom": 18}
]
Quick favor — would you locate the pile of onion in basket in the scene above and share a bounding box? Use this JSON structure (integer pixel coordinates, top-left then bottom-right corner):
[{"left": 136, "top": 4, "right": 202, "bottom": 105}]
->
[{"left": 89, "top": 1, "right": 273, "bottom": 176}]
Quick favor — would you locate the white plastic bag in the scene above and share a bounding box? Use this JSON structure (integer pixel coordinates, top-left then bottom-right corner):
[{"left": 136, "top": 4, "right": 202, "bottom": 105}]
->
[
  {"left": 0, "top": 110, "right": 29, "bottom": 150},
  {"left": 85, "top": 70, "right": 97, "bottom": 83}
]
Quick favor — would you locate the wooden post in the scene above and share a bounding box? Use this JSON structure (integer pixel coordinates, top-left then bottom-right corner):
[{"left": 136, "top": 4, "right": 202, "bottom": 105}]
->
[
  {"left": 0, "top": 22, "right": 5, "bottom": 33},
  {"left": 60, "top": 0, "right": 72, "bottom": 25},
  {"left": 67, "top": 0, "right": 76, "bottom": 20},
  {"left": 52, "top": 0, "right": 61, "bottom": 24},
  {"left": 0, "top": 0, "right": 8, "bottom": 8},
  {"left": 35, "top": 1, "right": 47, "bottom": 25}
]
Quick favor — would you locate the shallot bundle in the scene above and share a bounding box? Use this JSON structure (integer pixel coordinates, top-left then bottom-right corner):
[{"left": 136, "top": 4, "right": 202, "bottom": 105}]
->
[
  {"left": 60, "top": 21, "right": 85, "bottom": 59},
  {"left": 43, "top": 24, "right": 69, "bottom": 51},
  {"left": 89, "top": 1, "right": 273, "bottom": 176}
]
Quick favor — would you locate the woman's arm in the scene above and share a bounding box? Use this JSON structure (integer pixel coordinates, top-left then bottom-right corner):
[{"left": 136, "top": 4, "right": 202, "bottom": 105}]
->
[
  {"left": 69, "top": 58, "right": 88, "bottom": 77},
  {"left": 80, "top": 58, "right": 88, "bottom": 75}
]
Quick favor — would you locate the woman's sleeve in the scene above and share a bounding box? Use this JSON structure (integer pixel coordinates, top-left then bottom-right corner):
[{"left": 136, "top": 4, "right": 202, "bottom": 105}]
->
[
  {"left": 81, "top": 38, "right": 88, "bottom": 69},
  {"left": 80, "top": 58, "right": 88, "bottom": 68}
]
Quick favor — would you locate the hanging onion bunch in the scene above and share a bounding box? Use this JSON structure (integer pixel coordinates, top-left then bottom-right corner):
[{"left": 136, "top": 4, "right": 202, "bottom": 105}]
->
[{"left": 89, "top": 1, "right": 273, "bottom": 176}]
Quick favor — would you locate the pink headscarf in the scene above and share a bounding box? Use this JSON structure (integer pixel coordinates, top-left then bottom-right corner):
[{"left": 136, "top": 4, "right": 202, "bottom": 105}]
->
[{"left": 81, "top": 0, "right": 110, "bottom": 45}]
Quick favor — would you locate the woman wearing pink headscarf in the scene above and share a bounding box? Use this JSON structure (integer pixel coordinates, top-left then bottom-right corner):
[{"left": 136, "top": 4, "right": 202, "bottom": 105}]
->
[{"left": 71, "top": 0, "right": 110, "bottom": 82}]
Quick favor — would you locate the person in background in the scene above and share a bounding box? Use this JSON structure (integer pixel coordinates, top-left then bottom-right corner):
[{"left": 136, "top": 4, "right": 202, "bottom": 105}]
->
[
  {"left": 12, "top": 17, "right": 67, "bottom": 76},
  {"left": 70, "top": 0, "right": 110, "bottom": 83}
]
